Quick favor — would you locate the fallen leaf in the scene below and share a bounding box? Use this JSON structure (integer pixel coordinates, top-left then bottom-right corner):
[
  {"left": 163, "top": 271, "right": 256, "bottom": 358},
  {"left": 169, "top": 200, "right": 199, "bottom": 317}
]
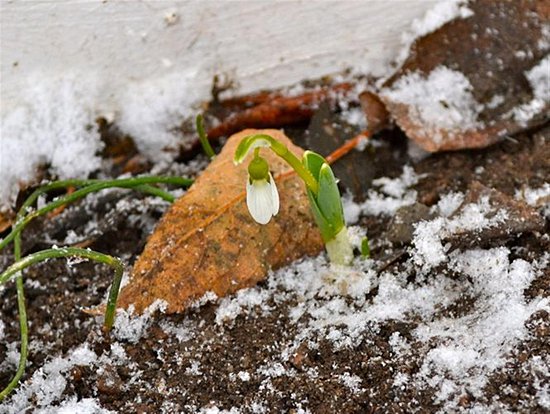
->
[
  {"left": 117, "top": 129, "right": 323, "bottom": 314},
  {"left": 358, "top": 91, "right": 391, "bottom": 134},
  {"left": 379, "top": 0, "right": 549, "bottom": 152}
]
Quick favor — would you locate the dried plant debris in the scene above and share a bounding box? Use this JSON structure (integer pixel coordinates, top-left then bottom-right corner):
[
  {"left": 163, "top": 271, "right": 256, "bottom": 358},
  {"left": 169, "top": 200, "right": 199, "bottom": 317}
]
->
[
  {"left": 379, "top": 0, "right": 549, "bottom": 152},
  {"left": 117, "top": 130, "right": 323, "bottom": 314},
  {"left": 206, "top": 83, "right": 354, "bottom": 140}
]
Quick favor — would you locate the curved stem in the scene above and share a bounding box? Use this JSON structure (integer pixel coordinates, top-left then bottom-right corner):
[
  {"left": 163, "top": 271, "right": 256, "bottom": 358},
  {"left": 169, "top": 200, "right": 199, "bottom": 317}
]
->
[
  {"left": 240, "top": 134, "right": 319, "bottom": 194},
  {"left": 0, "top": 234, "right": 28, "bottom": 402},
  {"left": 196, "top": 114, "right": 216, "bottom": 160},
  {"left": 0, "top": 175, "right": 190, "bottom": 401},
  {"left": 1, "top": 176, "right": 193, "bottom": 251},
  {"left": 133, "top": 185, "right": 176, "bottom": 202},
  {"left": 0, "top": 247, "right": 124, "bottom": 330}
]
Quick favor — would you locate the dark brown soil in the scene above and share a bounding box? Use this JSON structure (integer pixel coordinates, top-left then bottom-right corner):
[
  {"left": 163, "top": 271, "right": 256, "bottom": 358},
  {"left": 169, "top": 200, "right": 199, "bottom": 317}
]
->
[{"left": 0, "top": 117, "right": 548, "bottom": 413}]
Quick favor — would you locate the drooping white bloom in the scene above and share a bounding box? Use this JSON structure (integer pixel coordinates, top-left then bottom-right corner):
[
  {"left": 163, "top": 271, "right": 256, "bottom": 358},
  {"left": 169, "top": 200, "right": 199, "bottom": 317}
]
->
[{"left": 246, "top": 173, "right": 279, "bottom": 224}]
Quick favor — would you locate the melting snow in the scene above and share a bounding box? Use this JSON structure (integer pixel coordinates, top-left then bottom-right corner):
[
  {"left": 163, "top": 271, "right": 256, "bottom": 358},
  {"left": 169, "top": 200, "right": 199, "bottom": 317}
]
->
[
  {"left": 510, "top": 55, "right": 550, "bottom": 125},
  {"left": 382, "top": 66, "right": 484, "bottom": 142},
  {"left": 343, "top": 165, "right": 423, "bottom": 222},
  {"left": 0, "top": 75, "right": 103, "bottom": 209}
]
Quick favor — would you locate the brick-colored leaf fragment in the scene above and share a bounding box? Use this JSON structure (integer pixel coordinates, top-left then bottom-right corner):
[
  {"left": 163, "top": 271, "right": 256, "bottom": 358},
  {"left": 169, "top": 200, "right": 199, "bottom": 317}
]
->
[
  {"left": 0, "top": 211, "right": 14, "bottom": 233},
  {"left": 117, "top": 129, "right": 323, "bottom": 314}
]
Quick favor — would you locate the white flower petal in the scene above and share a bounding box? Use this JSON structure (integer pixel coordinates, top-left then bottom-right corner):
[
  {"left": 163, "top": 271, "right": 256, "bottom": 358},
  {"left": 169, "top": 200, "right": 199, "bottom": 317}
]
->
[
  {"left": 246, "top": 179, "right": 274, "bottom": 224},
  {"left": 268, "top": 173, "right": 280, "bottom": 216}
]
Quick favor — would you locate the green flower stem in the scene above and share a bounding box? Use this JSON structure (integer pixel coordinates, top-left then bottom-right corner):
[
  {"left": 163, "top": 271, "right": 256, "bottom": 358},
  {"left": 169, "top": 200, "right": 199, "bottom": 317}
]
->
[
  {"left": 196, "top": 114, "right": 216, "bottom": 160},
  {"left": 0, "top": 176, "right": 193, "bottom": 251},
  {"left": 241, "top": 134, "right": 319, "bottom": 194},
  {"left": 0, "top": 247, "right": 124, "bottom": 330},
  {"left": 0, "top": 234, "right": 29, "bottom": 402},
  {"left": 0, "top": 175, "right": 191, "bottom": 401},
  {"left": 19, "top": 176, "right": 191, "bottom": 214},
  {"left": 0, "top": 246, "right": 122, "bottom": 401},
  {"left": 133, "top": 185, "right": 176, "bottom": 202}
]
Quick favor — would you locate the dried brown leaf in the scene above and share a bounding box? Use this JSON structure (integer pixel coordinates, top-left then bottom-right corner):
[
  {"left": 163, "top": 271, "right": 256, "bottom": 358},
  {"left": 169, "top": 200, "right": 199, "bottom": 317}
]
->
[
  {"left": 380, "top": 0, "right": 549, "bottom": 152},
  {"left": 0, "top": 210, "right": 14, "bottom": 233},
  {"left": 117, "top": 130, "right": 323, "bottom": 314}
]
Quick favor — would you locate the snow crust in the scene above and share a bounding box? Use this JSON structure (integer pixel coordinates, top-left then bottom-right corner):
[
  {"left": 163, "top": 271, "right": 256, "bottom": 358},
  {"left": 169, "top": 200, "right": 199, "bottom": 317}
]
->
[
  {"left": 0, "top": 75, "right": 103, "bottom": 209},
  {"left": 0, "top": 71, "right": 210, "bottom": 210},
  {"left": 382, "top": 66, "right": 483, "bottom": 142},
  {"left": 510, "top": 55, "right": 550, "bottom": 126}
]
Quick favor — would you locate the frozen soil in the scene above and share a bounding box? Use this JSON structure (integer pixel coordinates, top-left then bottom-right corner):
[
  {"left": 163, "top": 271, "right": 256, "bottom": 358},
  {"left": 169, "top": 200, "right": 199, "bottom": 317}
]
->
[{"left": 0, "top": 123, "right": 549, "bottom": 413}]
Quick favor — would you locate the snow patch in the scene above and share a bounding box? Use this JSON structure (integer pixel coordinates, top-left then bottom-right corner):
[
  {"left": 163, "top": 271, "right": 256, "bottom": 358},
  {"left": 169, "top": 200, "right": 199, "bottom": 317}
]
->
[
  {"left": 117, "top": 70, "right": 211, "bottom": 162},
  {"left": 113, "top": 300, "right": 168, "bottom": 343},
  {"left": 36, "top": 397, "right": 114, "bottom": 414},
  {"left": 408, "top": 0, "right": 473, "bottom": 41},
  {"left": 414, "top": 248, "right": 548, "bottom": 405},
  {"left": 0, "top": 74, "right": 103, "bottom": 209},
  {"left": 435, "top": 191, "right": 465, "bottom": 217},
  {"left": 412, "top": 196, "right": 508, "bottom": 270},
  {"left": 361, "top": 165, "right": 422, "bottom": 216},
  {"left": 0, "top": 344, "right": 98, "bottom": 413},
  {"left": 382, "top": 66, "right": 484, "bottom": 142},
  {"left": 338, "top": 372, "right": 364, "bottom": 394},
  {"left": 215, "top": 288, "right": 271, "bottom": 325},
  {"left": 0, "top": 70, "right": 211, "bottom": 210},
  {"left": 510, "top": 55, "right": 550, "bottom": 126}
]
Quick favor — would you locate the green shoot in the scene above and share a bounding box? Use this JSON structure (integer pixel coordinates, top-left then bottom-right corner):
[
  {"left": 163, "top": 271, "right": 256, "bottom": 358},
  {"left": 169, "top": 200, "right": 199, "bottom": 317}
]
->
[
  {"left": 361, "top": 237, "right": 370, "bottom": 259},
  {"left": 196, "top": 114, "right": 216, "bottom": 160},
  {"left": 0, "top": 175, "right": 193, "bottom": 401},
  {"left": 0, "top": 176, "right": 193, "bottom": 252}
]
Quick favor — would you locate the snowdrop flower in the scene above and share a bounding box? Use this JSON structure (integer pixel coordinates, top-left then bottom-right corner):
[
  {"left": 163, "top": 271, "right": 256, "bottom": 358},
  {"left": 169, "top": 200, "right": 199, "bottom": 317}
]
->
[
  {"left": 246, "top": 152, "right": 279, "bottom": 224},
  {"left": 234, "top": 133, "right": 354, "bottom": 264}
]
